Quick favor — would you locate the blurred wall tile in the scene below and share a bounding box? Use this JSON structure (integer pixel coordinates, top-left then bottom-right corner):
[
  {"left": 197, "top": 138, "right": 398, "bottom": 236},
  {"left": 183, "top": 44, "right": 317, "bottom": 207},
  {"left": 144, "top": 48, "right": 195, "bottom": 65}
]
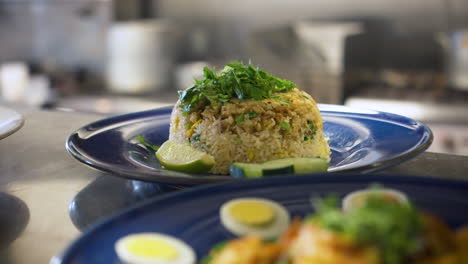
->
[
  {"left": 0, "top": 3, "right": 35, "bottom": 62},
  {"left": 0, "top": 0, "right": 111, "bottom": 74},
  {"left": 157, "top": 0, "right": 459, "bottom": 61},
  {"left": 158, "top": 0, "right": 454, "bottom": 32}
]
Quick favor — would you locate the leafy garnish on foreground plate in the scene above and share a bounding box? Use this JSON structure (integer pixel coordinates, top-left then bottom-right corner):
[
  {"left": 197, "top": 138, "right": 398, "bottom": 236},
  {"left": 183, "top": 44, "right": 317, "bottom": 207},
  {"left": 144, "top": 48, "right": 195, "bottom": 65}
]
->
[
  {"left": 310, "top": 195, "right": 423, "bottom": 264},
  {"left": 179, "top": 61, "right": 296, "bottom": 113}
]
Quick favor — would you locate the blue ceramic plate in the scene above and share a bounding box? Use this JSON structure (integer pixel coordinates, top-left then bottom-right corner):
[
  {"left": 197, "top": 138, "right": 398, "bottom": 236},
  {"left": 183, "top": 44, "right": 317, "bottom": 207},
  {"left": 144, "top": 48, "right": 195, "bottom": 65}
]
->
[
  {"left": 54, "top": 174, "right": 468, "bottom": 264},
  {"left": 66, "top": 105, "right": 432, "bottom": 185}
]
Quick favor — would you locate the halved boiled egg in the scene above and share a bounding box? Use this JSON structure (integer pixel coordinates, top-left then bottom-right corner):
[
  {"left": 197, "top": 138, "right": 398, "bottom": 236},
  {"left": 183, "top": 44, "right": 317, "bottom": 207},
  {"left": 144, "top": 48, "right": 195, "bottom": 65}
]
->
[
  {"left": 115, "top": 233, "right": 195, "bottom": 264},
  {"left": 342, "top": 188, "right": 409, "bottom": 212},
  {"left": 220, "top": 198, "right": 290, "bottom": 239}
]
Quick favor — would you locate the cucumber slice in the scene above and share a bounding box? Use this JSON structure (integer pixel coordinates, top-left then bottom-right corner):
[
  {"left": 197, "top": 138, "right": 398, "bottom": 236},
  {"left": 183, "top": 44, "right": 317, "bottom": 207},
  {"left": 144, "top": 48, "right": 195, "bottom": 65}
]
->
[
  {"left": 264, "top": 157, "right": 328, "bottom": 174},
  {"left": 230, "top": 157, "right": 329, "bottom": 178},
  {"left": 262, "top": 164, "right": 295, "bottom": 176},
  {"left": 230, "top": 163, "right": 263, "bottom": 178},
  {"left": 230, "top": 162, "right": 294, "bottom": 178}
]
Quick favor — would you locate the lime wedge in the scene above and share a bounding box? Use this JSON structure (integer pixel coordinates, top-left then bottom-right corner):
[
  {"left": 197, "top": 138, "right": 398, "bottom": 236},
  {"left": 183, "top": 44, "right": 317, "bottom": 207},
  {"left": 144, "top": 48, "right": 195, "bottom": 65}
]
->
[{"left": 156, "top": 141, "right": 215, "bottom": 173}]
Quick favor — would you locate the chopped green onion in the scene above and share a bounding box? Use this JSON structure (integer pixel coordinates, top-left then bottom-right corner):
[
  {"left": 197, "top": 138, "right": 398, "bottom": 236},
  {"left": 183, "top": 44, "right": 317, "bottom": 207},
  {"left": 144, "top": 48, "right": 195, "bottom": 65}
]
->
[
  {"left": 235, "top": 114, "right": 245, "bottom": 123},
  {"left": 307, "top": 120, "right": 317, "bottom": 137},
  {"left": 280, "top": 122, "right": 291, "bottom": 131},
  {"left": 271, "top": 96, "right": 290, "bottom": 105}
]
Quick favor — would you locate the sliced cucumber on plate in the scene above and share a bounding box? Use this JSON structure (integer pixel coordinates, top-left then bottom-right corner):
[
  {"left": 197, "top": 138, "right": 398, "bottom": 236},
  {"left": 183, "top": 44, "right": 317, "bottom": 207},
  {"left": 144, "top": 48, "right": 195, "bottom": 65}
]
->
[
  {"left": 230, "top": 157, "right": 328, "bottom": 178},
  {"left": 264, "top": 157, "right": 329, "bottom": 174}
]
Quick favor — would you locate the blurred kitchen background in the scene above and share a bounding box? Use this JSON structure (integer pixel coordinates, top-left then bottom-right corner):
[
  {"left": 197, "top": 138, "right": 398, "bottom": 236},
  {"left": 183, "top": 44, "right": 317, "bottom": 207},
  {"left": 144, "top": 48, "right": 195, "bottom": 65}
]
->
[{"left": 1, "top": 0, "right": 468, "bottom": 155}]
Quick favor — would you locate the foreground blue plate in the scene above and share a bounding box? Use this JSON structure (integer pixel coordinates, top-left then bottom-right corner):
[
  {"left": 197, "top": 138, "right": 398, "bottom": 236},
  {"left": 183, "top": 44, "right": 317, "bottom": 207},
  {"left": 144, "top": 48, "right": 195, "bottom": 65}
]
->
[
  {"left": 54, "top": 174, "right": 468, "bottom": 264},
  {"left": 66, "top": 104, "right": 432, "bottom": 185}
]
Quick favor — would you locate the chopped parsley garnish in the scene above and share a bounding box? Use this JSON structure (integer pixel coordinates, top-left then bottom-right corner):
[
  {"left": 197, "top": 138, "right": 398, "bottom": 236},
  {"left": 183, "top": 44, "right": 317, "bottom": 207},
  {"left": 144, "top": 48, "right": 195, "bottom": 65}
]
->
[
  {"left": 136, "top": 136, "right": 159, "bottom": 152},
  {"left": 178, "top": 61, "right": 296, "bottom": 113},
  {"left": 310, "top": 194, "right": 423, "bottom": 264},
  {"left": 271, "top": 96, "right": 291, "bottom": 105},
  {"left": 235, "top": 113, "right": 245, "bottom": 123}
]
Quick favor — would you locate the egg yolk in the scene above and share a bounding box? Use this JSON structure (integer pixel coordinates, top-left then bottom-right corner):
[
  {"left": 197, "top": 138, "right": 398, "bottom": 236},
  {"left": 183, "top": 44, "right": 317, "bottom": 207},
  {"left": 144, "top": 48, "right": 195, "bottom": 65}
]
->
[
  {"left": 126, "top": 237, "right": 179, "bottom": 260},
  {"left": 229, "top": 201, "right": 275, "bottom": 226}
]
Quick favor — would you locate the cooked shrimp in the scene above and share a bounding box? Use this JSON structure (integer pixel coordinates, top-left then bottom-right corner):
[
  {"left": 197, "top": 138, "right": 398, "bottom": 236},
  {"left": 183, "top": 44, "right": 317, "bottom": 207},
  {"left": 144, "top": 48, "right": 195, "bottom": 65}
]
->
[
  {"left": 210, "top": 236, "right": 281, "bottom": 264},
  {"left": 288, "top": 222, "right": 380, "bottom": 264}
]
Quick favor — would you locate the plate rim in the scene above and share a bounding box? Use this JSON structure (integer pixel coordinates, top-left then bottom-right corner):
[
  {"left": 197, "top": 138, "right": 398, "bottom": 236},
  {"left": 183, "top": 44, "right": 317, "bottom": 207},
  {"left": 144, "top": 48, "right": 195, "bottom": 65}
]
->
[
  {"left": 54, "top": 173, "right": 468, "bottom": 264},
  {"left": 65, "top": 104, "right": 433, "bottom": 184}
]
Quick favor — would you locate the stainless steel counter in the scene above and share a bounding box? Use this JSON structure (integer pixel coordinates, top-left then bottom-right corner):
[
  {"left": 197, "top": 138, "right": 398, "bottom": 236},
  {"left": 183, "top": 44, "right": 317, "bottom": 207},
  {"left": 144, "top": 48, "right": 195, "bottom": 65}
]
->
[{"left": 0, "top": 106, "right": 467, "bottom": 264}]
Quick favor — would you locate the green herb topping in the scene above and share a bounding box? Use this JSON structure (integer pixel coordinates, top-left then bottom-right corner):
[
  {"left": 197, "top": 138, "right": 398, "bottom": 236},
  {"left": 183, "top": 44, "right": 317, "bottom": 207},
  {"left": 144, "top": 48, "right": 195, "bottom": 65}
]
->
[
  {"left": 235, "top": 113, "right": 245, "bottom": 123},
  {"left": 304, "top": 120, "right": 317, "bottom": 141},
  {"left": 271, "top": 96, "right": 291, "bottom": 105},
  {"left": 136, "top": 136, "right": 159, "bottom": 152},
  {"left": 309, "top": 194, "right": 423, "bottom": 264},
  {"left": 178, "top": 61, "right": 296, "bottom": 113}
]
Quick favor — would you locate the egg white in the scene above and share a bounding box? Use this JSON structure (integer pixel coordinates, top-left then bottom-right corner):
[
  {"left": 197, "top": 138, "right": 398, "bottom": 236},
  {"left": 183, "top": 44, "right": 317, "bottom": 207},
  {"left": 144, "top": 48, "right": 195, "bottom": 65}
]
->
[
  {"left": 115, "top": 233, "right": 196, "bottom": 264},
  {"left": 342, "top": 188, "right": 409, "bottom": 212},
  {"left": 220, "top": 198, "right": 290, "bottom": 239}
]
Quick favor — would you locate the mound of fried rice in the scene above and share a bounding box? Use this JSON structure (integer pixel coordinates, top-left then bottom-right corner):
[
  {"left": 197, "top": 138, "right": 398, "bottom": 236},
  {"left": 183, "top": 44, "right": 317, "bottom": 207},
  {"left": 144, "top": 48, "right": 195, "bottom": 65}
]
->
[{"left": 169, "top": 88, "right": 330, "bottom": 174}]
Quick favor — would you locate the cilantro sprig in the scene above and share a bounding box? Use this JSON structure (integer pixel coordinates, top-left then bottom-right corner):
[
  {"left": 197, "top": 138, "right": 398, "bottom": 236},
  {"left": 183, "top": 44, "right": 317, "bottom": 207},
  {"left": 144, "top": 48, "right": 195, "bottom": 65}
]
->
[
  {"left": 136, "top": 136, "right": 159, "bottom": 152},
  {"left": 178, "top": 61, "right": 296, "bottom": 113},
  {"left": 310, "top": 194, "right": 423, "bottom": 264}
]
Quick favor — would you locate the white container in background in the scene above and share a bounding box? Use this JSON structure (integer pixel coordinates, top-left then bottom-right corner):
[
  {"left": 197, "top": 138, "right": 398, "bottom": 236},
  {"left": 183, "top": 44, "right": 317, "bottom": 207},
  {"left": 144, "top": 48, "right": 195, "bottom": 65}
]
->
[
  {"left": 294, "top": 22, "right": 362, "bottom": 75},
  {"left": 106, "top": 20, "right": 176, "bottom": 94},
  {"left": 174, "top": 62, "right": 210, "bottom": 91},
  {"left": 24, "top": 75, "right": 52, "bottom": 107},
  {"left": 447, "top": 30, "right": 468, "bottom": 91},
  {"left": 0, "top": 62, "right": 29, "bottom": 103}
]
